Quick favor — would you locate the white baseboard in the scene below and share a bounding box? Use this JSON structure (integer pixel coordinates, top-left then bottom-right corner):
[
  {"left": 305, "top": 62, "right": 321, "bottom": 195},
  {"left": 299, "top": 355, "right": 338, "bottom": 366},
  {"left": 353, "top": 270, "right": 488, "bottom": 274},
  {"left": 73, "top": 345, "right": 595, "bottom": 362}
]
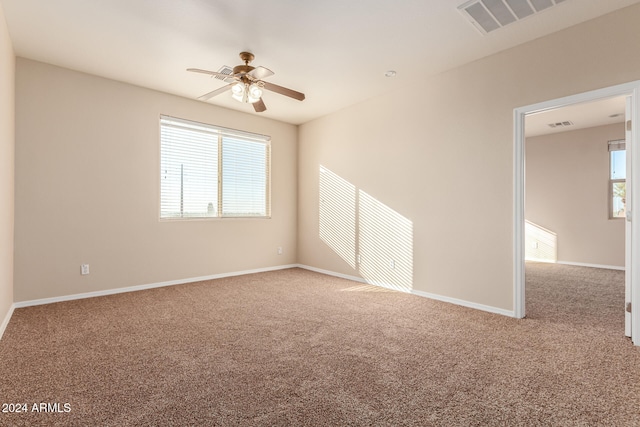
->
[
  {"left": 296, "top": 264, "right": 367, "bottom": 284},
  {"left": 297, "top": 264, "right": 515, "bottom": 318},
  {"left": 9, "top": 263, "right": 515, "bottom": 334},
  {"left": 525, "top": 257, "right": 556, "bottom": 264},
  {"left": 0, "top": 303, "right": 15, "bottom": 340},
  {"left": 410, "top": 289, "right": 514, "bottom": 317},
  {"left": 556, "top": 261, "right": 625, "bottom": 271},
  {"left": 14, "top": 264, "right": 300, "bottom": 309}
]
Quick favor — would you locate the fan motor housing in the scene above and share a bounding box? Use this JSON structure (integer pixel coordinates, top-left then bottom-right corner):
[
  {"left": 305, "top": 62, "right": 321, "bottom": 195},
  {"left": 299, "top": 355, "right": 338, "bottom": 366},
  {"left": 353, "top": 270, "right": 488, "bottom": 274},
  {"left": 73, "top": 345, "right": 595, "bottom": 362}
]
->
[
  {"left": 233, "top": 64, "right": 254, "bottom": 76},
  {"left": 234, "top": 51, "right": 256, "bottom": 76}
]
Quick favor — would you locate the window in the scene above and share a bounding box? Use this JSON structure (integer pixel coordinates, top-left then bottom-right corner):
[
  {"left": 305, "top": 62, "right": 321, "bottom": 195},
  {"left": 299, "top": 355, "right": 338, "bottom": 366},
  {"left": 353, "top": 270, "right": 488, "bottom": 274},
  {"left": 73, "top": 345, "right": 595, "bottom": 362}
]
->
[
  {"left": 160, "top": 116, "right": 270, "bottom": 219},
  {"left": 609, "top": 139, "right": 626, "bottom": 219}
]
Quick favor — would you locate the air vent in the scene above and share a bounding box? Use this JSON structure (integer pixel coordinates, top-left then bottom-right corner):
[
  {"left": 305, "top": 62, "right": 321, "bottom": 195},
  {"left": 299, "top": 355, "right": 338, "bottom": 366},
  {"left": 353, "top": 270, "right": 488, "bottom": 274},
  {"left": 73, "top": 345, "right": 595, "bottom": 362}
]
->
[
  {"left": 459, "top": 0, "right": 567, "bottom": 35},
  {"left": 548, "top": 121, "right": 573, "bottom": 128},
  {"left": 214, "top": 66, "right": 234, "bottom": 81}
]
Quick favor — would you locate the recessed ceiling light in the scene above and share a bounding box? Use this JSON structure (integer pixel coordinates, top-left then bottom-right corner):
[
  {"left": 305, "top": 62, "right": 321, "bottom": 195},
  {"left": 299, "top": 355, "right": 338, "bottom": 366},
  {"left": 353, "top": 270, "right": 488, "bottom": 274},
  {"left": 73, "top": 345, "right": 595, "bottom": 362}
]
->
[{"left": 384, "top": 70, "right": 397, "bottom": 78}]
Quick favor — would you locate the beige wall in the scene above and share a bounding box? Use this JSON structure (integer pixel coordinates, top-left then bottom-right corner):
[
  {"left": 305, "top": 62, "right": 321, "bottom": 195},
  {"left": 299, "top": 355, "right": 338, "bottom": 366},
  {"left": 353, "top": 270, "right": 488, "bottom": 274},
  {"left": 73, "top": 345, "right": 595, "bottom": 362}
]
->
[
  {"left": 0, "top": 4, "right": 15, "bottom": 326},
  {"left": 10, "top": 4, "right": 640, "bottom": 311},
  {"left": 526, "top": 124, "right": 625, "bottom": 267},
  {"left": 298, "top": 4, "right": 640, "bottom": 312},
  {"left": 14, "top": 59, "right": 298, "bottom": 302}
]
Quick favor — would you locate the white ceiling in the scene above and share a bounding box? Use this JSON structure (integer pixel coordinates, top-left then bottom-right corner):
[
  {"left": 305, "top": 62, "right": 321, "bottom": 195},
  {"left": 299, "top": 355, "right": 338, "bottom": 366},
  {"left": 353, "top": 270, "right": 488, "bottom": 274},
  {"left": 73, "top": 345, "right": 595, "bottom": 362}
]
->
[
  {"left": 2, "top": 0, "right": 639, "bottom": 125},
  {"left": 526, "top": 96, "right": 627, "bottom": 137}
]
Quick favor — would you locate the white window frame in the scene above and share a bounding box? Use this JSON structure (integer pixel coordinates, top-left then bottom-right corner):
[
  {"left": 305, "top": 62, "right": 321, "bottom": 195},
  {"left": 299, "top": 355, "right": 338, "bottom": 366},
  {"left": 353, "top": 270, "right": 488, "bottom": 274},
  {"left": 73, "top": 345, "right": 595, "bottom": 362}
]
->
[
  {"left": 609, "top": 139, "right": 626, "bottom": 220},
  {"left": 160, "top": 115, "right": 271, "bottom": 220}
]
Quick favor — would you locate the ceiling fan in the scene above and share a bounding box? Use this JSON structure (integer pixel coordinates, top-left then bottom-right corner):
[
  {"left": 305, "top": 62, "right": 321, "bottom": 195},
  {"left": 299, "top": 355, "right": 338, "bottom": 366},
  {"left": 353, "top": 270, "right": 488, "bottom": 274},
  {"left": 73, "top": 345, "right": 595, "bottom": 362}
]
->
[{"left": 187, "top": 52, "right": 305, "bottom": 113}]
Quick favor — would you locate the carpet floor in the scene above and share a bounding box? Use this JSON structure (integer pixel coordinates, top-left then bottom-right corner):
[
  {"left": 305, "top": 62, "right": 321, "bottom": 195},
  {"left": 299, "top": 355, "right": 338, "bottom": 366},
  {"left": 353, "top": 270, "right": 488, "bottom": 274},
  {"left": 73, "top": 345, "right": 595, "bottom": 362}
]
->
[{"left": 0, "top": 263, "right": 639, "bottom": 426}]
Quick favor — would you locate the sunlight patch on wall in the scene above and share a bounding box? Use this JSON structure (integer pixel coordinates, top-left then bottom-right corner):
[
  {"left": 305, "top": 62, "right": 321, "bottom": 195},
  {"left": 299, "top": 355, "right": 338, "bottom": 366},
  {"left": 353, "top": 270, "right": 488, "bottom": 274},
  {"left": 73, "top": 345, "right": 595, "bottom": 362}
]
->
[
  {"left": 525, "top": 220, "right": 557, "bottom": 262},
  {"left": 318, "top": 165, "right": 414, "bottom": 291},
  {"left": 359, "top": 191, "right": 414, "bottom": 292},
  {"left": 319, "top": 166, "right": 357, "bottom": 268}
]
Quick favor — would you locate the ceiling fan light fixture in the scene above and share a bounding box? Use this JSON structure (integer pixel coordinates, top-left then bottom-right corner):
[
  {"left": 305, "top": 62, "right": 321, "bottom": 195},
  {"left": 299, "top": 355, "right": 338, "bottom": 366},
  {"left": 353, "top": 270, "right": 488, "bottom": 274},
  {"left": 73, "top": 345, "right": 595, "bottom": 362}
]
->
[
  {"left": 231, "top": 82, "right": 262, "bottom": 104},
  {"left": 188, "top": 51, "right": 305, "bottom": 112}
]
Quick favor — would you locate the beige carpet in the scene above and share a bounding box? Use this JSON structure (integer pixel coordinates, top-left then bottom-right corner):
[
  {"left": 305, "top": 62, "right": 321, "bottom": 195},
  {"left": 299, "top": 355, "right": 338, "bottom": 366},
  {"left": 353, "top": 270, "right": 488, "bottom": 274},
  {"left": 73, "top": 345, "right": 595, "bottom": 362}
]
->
[{"left": 0, "top": 263, "right": 639, "bottom": 426}]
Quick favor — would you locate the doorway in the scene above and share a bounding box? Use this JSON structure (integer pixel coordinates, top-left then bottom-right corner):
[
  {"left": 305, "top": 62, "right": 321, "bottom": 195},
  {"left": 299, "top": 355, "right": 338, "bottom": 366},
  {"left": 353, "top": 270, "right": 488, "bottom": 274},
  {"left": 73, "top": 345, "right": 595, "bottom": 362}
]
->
[{"left": 514, "top": 81, "right": 640, "bottom": 346}]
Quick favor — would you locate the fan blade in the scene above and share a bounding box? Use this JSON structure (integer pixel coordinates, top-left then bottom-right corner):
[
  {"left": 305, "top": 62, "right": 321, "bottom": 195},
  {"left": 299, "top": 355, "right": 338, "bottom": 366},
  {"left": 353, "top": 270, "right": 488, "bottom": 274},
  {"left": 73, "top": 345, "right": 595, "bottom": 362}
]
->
[
  {"left": 187, "top": 68, "right": 236, "bottom": 80},
  {"left": 253, "top": 98, "right": 267, "bottom": 113},
  {"left": 248, "top": 66, "right": 274, "bottom": 80},
  {"left": 262, "top": 81, "right": 305, "bottom": 101},
  {"left": 198, "top": 83, "right": 233, "bottom": 101}
]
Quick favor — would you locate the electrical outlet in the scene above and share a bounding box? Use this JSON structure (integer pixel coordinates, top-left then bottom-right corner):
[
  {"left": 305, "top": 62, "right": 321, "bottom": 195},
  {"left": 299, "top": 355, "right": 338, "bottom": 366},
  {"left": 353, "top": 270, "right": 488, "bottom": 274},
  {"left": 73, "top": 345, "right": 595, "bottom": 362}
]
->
[
  {"left": 277, "top": 246, "right": 283, "bottom": 255},
  {"left": 81, "top": 264, "right": 90, "bottom": 275},
  {"left": 357, "top": 254, "right": 361, "bottom": 264},
  {"left": 389, "top": 259, "right": 395, "bottom": 269},
  {"left": 533, "top": 242, "right": 539, "bottom": 249}
]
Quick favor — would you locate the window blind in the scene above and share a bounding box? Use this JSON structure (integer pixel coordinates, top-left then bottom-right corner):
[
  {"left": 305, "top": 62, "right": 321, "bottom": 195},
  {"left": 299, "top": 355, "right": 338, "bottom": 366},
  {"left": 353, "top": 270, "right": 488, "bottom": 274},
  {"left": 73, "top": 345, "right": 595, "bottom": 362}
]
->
[
  {"left": 608, "top": 139, "right": 626, "bottom": 152},
  {"left": 160, "top": 116, "right": 271, "bottom": 219}
]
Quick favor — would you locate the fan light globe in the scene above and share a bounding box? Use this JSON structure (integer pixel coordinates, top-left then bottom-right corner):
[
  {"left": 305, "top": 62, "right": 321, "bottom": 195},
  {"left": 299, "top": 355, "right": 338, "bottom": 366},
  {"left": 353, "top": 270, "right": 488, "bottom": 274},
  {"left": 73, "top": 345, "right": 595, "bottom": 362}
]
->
[
  {"left": 248, "top": 84, "right": 263, "bottom": 102},
  {"left": 231, "top": 83, "right": 246, "bottom": 102}
]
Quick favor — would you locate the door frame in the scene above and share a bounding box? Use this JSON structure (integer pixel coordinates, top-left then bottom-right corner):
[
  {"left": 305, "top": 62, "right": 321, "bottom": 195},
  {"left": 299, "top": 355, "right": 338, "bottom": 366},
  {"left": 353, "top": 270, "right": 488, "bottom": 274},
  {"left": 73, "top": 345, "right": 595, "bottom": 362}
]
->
[{"left": 513, "top": 81, "right": 640, "bottom": 346}]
